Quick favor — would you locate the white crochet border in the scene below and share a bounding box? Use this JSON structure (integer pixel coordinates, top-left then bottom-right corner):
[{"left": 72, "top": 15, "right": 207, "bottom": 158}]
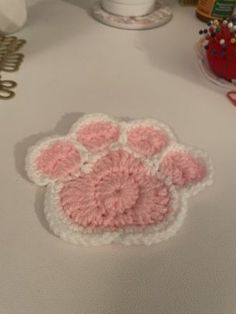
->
[{"left": 26, "top": 113, "right": 214, "bottom": 246}]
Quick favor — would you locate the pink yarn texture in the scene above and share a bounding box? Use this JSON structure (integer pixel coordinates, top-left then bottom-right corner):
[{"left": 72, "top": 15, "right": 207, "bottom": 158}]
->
[
  {"left": 60, "top": 150, "right": 172, "bottom": 229},
  {"left": 127, "top": 126, "right": 168, "bottom": 157},
  {"left": 26, "top": 114, "right": 213, "bottom": 246},
  {"left": 76, "top": 121, "right": 119, "bottom": 152},
  {"left": 159, "top": 152, "right": 207, "bottom": 187},
  {"left": 36, "top": 141, "right": 81, "bottom": 179}
]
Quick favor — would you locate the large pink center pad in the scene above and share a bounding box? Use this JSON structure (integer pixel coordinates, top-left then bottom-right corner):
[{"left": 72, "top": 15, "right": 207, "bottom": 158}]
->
[{"left": 26, "top": 114, "right": 213, "bottom": 246}]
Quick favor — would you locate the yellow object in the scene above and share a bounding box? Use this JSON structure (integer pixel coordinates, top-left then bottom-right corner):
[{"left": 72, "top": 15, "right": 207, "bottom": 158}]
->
[{"left": 196, "top": 0, "right": 236, "bottom": 21}]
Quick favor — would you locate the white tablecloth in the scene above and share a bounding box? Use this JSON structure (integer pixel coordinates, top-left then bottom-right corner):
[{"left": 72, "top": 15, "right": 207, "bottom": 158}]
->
[{"left": 0, "top": 1, "right": 235, "bottom": 313}]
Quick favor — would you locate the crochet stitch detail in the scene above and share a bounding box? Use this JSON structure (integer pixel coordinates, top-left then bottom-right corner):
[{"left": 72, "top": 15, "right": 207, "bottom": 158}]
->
[
  {"left": 26, "top": 113, "right": 213, "bottom": 246},
  {"left": 36, "top": 140, "right": 81, "bottom": 179},
  {"left": 76, "top": 121, "right": 119, "bottom": 152},
  {"left": 60, "top": 150, "right": 172, "bottom": 229},
  {"left": 127, "top": 126, "right": 168, "bottom": 157}
]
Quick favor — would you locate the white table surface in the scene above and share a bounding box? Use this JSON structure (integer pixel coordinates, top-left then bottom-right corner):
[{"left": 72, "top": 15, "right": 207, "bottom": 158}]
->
[{"left": 0, "top": 1, "right": 236, "bottom": 313}]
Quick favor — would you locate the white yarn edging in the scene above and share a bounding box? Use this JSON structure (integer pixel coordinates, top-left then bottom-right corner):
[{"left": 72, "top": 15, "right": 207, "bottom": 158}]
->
[
  {"left": 26, "top": 113, "right": 214, "bottom": 246},
  {"left": 152, "top": 142, "right": 214, "bottom": 198},
  {"left": 45, "top": 181, "right": 186, "bottom": 246},
  {"left": 26, "top": 136, "right": 88, "bottom": 186}
]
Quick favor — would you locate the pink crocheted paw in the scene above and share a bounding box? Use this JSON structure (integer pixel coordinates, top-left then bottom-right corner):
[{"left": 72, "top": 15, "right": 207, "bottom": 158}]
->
[
  {"left": 127, "top": 125, "right": 169, "bottom": 157},
  {"left": 26, "top": 114, "right": 213, "bottom": 246},
  {"left": 60, "top": 150, "right": 173, "bottom": 230},
  {"left": 159, "top": 150, "right": 207, "bottom": 189},
  {"left": 72, "top": 114, "right": 120, "bottom": 152},
  {"left": 26, "top": 139, "right": 81, "bottom": 185}
]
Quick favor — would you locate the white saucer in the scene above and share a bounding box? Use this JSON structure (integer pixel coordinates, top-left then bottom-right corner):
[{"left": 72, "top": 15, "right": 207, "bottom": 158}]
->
[{"left": 92, "top": 1, "right": 172, "bottom": 30}]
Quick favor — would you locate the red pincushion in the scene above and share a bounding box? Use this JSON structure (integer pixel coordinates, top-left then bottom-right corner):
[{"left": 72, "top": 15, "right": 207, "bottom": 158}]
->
[{"left": 206, "top": 26, "right": 236, "bottom": 81}]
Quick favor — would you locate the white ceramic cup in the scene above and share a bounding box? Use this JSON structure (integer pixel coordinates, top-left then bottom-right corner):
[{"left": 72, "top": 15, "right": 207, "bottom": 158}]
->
[
  {"left": 101, "top": 0, "right": 156, "bottom": 16},
  {"left": 0, "top": 0, "right": 27, "bottom": 34}
]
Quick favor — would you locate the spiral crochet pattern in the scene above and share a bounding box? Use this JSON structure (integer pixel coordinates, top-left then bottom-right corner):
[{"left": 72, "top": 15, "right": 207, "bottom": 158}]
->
[
  {"left": 60, "top": 150, "right": 172, "bottom": 229},
  {"left": 26, "top": 114, "right": 213, "bottom": 246}
]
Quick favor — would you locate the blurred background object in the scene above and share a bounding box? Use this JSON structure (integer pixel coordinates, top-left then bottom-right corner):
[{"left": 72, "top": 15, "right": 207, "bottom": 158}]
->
[
  {"left": 179, "top": 0, "right": 198, "bottom": 6},
  {"left": 0, "top": 0, "right": 27, "bottom": 34},
  {"left": 92, "top": 0, "right": 173, "bottom": 30},
  {"left": 196, "top": 0, "right": 236, "bottom": 21}
]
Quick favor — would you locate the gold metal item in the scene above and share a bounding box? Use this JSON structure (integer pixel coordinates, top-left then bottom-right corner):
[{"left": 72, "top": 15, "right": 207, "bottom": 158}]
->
[
  {"left": 0, "top": 76, "right": 17, "bottom": 100},
  {"left": 0, "top": 53, "right": 24, "bottom": 72},
  {"left": 0, "top": 34, "right": 26, "bottom": 100}
]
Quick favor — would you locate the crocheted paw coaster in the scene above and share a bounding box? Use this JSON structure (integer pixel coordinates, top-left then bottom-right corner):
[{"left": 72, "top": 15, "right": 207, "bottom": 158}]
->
[{"left": 26, "top": 114, "right": 213, "bottom": 246}]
